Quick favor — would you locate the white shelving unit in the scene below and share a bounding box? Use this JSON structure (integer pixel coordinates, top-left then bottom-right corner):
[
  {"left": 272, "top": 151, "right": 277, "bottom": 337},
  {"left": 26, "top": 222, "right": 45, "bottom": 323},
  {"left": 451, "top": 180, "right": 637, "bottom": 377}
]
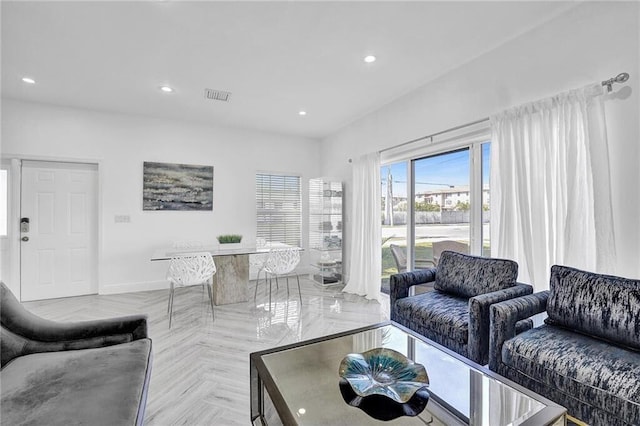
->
[{"left": 309, "top": 178, "right": 343, "bottom": 286}]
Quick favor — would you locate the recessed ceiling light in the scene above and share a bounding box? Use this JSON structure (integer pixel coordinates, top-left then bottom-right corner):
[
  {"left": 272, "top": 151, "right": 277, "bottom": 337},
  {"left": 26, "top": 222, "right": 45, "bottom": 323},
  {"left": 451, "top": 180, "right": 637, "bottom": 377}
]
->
[
  {"left": 22, "top": 77, "right": 36, "bottom": 84},
  {"left": 159, "top": 86, "right": 173, "bottom": 93},
  {"left": 364, "top": 55, "right": 377, "bottom": 63},
  {"left": 298, "top": 111, "right": 307, "bottom": 116}
]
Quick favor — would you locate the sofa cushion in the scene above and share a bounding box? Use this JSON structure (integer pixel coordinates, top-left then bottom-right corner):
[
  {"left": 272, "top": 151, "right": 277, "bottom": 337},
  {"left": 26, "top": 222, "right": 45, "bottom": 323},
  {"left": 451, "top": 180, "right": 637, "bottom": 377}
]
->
[
  {"left": 502, "top": 325, "right": 640, "bottom": 424},
  {"left": 1, "top": 338, "right": 152, "bottom": 426},
  {"left": 434, "top": 251, "right": 518, "bottom": 298},
  {"left": 546, "top": 265, "right": 640, "bottom": 350},
  {"left": 393, "top": 291, "right": 469, "bottom": 344}
]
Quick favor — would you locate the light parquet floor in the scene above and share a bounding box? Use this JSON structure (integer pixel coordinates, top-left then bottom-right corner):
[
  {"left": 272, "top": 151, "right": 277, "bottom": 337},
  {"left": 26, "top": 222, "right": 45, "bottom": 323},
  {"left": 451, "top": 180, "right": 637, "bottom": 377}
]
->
[{"left": 23, "top": 277, "right": 390, "bottom": 425}]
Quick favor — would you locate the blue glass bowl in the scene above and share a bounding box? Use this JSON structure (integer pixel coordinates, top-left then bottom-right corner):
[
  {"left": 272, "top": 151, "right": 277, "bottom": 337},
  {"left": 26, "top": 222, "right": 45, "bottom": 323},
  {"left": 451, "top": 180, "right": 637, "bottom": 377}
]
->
[{"left": 338, "top": 348, "right": 429, "bottom": 404}]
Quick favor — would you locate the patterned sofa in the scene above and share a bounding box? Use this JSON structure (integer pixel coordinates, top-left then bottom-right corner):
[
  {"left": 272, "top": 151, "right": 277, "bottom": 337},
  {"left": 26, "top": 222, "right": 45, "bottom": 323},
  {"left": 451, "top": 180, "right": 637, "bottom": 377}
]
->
[
  {"left": 489, "top": 265, "right": 640, "bottom": 425},
  {"left": 390, "top": 251, "right": 533, "bottom": 365},
  {"left": 0, "top": 282, "right": 153, "bottom": 425}
]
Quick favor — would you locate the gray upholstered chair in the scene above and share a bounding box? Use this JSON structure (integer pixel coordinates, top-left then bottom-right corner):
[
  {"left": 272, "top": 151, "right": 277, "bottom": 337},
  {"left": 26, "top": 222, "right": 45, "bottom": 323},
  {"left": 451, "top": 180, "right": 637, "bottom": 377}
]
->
[
  {"left": 489, "top": 265, "right": 640, "bottom": 425},
  {"left": 390, "top": 250, "right": 532, "bottom": 365},
  {"left": 0, "top": 282, "right": 152, "bottom": 425}
]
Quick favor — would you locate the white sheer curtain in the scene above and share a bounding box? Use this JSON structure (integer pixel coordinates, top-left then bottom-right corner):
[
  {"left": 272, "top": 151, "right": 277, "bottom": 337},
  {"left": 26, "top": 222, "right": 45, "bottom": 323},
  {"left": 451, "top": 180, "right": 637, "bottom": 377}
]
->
[
  {"left": 343, "top": 152, "right": 382, "bottom": 302},
  {"left": 491, "top": 83, "right": 616, "bottom": 291}
]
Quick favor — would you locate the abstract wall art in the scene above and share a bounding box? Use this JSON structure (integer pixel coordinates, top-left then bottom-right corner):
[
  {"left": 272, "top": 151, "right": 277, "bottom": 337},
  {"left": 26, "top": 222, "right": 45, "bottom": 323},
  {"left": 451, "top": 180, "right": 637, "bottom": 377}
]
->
[{"left": 143, "top": 161, "right": 213, "bottom": 211}]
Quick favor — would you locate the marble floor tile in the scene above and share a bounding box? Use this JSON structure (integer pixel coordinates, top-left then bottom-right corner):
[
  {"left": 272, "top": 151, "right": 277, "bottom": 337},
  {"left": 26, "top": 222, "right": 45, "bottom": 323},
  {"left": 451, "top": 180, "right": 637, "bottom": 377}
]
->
[{"left": 23, "top": 277, "right": 389, "bottom": 425}]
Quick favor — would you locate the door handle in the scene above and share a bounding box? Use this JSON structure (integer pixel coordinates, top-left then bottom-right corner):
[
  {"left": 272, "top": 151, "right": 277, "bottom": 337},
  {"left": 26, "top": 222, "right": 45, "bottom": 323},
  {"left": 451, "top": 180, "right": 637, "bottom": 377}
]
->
[{"left": 21, "top": 236, "right": 29, "bottom": 242}]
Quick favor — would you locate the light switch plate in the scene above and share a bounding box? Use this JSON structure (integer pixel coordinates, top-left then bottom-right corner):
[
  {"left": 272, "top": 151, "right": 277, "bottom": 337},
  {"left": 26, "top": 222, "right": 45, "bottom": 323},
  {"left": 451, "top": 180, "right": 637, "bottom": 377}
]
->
[{"left": 115, "top": 215, "right": 131, "bottom": 223}]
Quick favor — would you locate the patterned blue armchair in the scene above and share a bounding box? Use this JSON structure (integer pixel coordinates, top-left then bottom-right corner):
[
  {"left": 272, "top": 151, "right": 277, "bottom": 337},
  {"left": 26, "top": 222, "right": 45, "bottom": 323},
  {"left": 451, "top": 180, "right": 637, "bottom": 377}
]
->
[
  {"left": 489, "top": 265, "right": 640, "bottom": 425},
  {"left": 390, "top": 250, "right": 532, "bottom": 365}
]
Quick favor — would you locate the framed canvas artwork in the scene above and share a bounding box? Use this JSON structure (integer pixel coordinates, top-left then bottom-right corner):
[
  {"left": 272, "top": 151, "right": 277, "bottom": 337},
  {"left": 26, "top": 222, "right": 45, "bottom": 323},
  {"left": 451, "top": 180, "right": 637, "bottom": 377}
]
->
[{"left": 143, "top": 162, "right": 213, "bottom": 211}]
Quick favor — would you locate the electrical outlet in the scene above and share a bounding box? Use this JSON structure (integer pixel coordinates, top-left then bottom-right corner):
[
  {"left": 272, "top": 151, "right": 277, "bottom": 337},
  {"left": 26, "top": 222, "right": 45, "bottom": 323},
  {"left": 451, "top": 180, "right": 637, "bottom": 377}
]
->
[{"left": 114, "top": 215, "right": 131, "bottom": 223}]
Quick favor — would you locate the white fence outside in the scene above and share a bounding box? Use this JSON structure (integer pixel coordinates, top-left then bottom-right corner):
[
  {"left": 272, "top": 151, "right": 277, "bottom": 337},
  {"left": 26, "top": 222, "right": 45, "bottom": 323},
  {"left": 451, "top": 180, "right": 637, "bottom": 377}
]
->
[{"left": 383, "top": 210, "right": 490, "bottom": 225}]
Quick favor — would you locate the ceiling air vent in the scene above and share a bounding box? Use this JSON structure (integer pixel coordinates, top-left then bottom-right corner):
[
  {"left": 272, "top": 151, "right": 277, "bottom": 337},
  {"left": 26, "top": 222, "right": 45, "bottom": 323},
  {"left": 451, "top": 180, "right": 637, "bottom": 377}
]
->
[{"left": 204, "top": 88, "right": 231, "bottom": 102}]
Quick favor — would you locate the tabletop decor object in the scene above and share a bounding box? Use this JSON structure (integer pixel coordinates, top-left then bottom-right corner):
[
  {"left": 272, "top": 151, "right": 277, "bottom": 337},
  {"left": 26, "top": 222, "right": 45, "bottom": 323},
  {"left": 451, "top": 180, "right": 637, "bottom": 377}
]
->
[
  {"left": 217, "top": 234, "right": 242, "bottom": 244},
  {"left": 338, "top": 347, "right": 430, "bottom": 420},
  {"left": 217, "top": 234, "right": 243, "bottom": 251}
]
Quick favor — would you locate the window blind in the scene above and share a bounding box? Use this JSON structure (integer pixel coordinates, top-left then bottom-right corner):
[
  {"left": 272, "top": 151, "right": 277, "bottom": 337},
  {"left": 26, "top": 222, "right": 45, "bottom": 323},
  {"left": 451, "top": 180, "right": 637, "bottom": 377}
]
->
[{"left": 256, "top": 173, "right": 301, "bottom": 246}]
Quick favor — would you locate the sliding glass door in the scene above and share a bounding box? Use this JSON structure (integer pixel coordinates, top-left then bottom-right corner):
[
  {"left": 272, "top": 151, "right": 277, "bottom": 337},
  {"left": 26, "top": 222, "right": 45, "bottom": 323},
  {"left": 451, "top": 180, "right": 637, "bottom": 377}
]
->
[
  {"left": 381, "top": 139, "right": 491, "bottom": 291},
  {"left": 412, "top": 149, "right": 471, "bottom": 268},
  {"left": 380, "top": 162, "right": 408, "bottom": 292},
  {"left": 481, "top": 143, "right": 491, "bottom": 256}
]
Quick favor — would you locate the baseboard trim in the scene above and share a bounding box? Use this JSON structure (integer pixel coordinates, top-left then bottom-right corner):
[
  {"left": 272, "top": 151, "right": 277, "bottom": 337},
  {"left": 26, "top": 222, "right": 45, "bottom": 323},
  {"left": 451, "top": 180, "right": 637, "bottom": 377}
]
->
[{"left": 100, "top": 280, "right": 167, "bottom": 295}]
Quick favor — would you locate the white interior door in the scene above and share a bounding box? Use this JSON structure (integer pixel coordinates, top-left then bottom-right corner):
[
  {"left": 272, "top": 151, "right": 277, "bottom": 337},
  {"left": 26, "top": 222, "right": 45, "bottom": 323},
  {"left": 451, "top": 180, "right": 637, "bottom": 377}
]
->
[
  {"left": 20, "top": 161, "right": 98, "bottom": 301},
  {"left": 0, "top": 163, "right": 10, "bottom": 285}
]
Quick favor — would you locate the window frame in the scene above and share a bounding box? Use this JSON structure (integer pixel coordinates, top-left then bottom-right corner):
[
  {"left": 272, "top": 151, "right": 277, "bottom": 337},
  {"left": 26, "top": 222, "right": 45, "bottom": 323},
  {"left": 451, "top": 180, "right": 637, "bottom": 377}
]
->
[
  {"left": 381, "top": 125, "right": 491, "bottom": 271},
  {"left": 255, "top": 172, "right": 302, "bottom": 247}
]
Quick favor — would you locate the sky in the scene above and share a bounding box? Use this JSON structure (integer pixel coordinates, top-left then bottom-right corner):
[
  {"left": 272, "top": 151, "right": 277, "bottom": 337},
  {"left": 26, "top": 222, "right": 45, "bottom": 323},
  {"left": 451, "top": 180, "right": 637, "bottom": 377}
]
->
[{"left": 382, "top": 143, "right": 490, "bottom": 198}]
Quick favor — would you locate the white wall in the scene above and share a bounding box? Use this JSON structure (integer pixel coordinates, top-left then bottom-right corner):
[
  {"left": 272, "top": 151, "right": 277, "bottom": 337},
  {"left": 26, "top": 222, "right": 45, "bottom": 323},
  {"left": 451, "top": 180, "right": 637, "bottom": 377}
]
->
[
  {"left": 1, "top": 99, "right": 321, "bottom": 294},
  {"left": 322, "top": 2, "right": 640, "bottom": 281}
]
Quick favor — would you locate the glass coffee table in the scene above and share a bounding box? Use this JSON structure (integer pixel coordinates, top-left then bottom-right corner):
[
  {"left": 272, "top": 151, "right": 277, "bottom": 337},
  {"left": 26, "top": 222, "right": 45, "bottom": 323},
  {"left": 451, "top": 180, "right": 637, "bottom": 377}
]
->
[{"left": 250, "top": 322, "right": 566, "bottom": 425}]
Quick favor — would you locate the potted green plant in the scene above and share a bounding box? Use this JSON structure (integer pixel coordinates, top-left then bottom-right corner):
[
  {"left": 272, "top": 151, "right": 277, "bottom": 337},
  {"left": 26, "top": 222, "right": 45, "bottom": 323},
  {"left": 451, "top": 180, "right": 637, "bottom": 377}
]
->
[{"left": 217, "top": 234, "right": 243, "bottom": 248}]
